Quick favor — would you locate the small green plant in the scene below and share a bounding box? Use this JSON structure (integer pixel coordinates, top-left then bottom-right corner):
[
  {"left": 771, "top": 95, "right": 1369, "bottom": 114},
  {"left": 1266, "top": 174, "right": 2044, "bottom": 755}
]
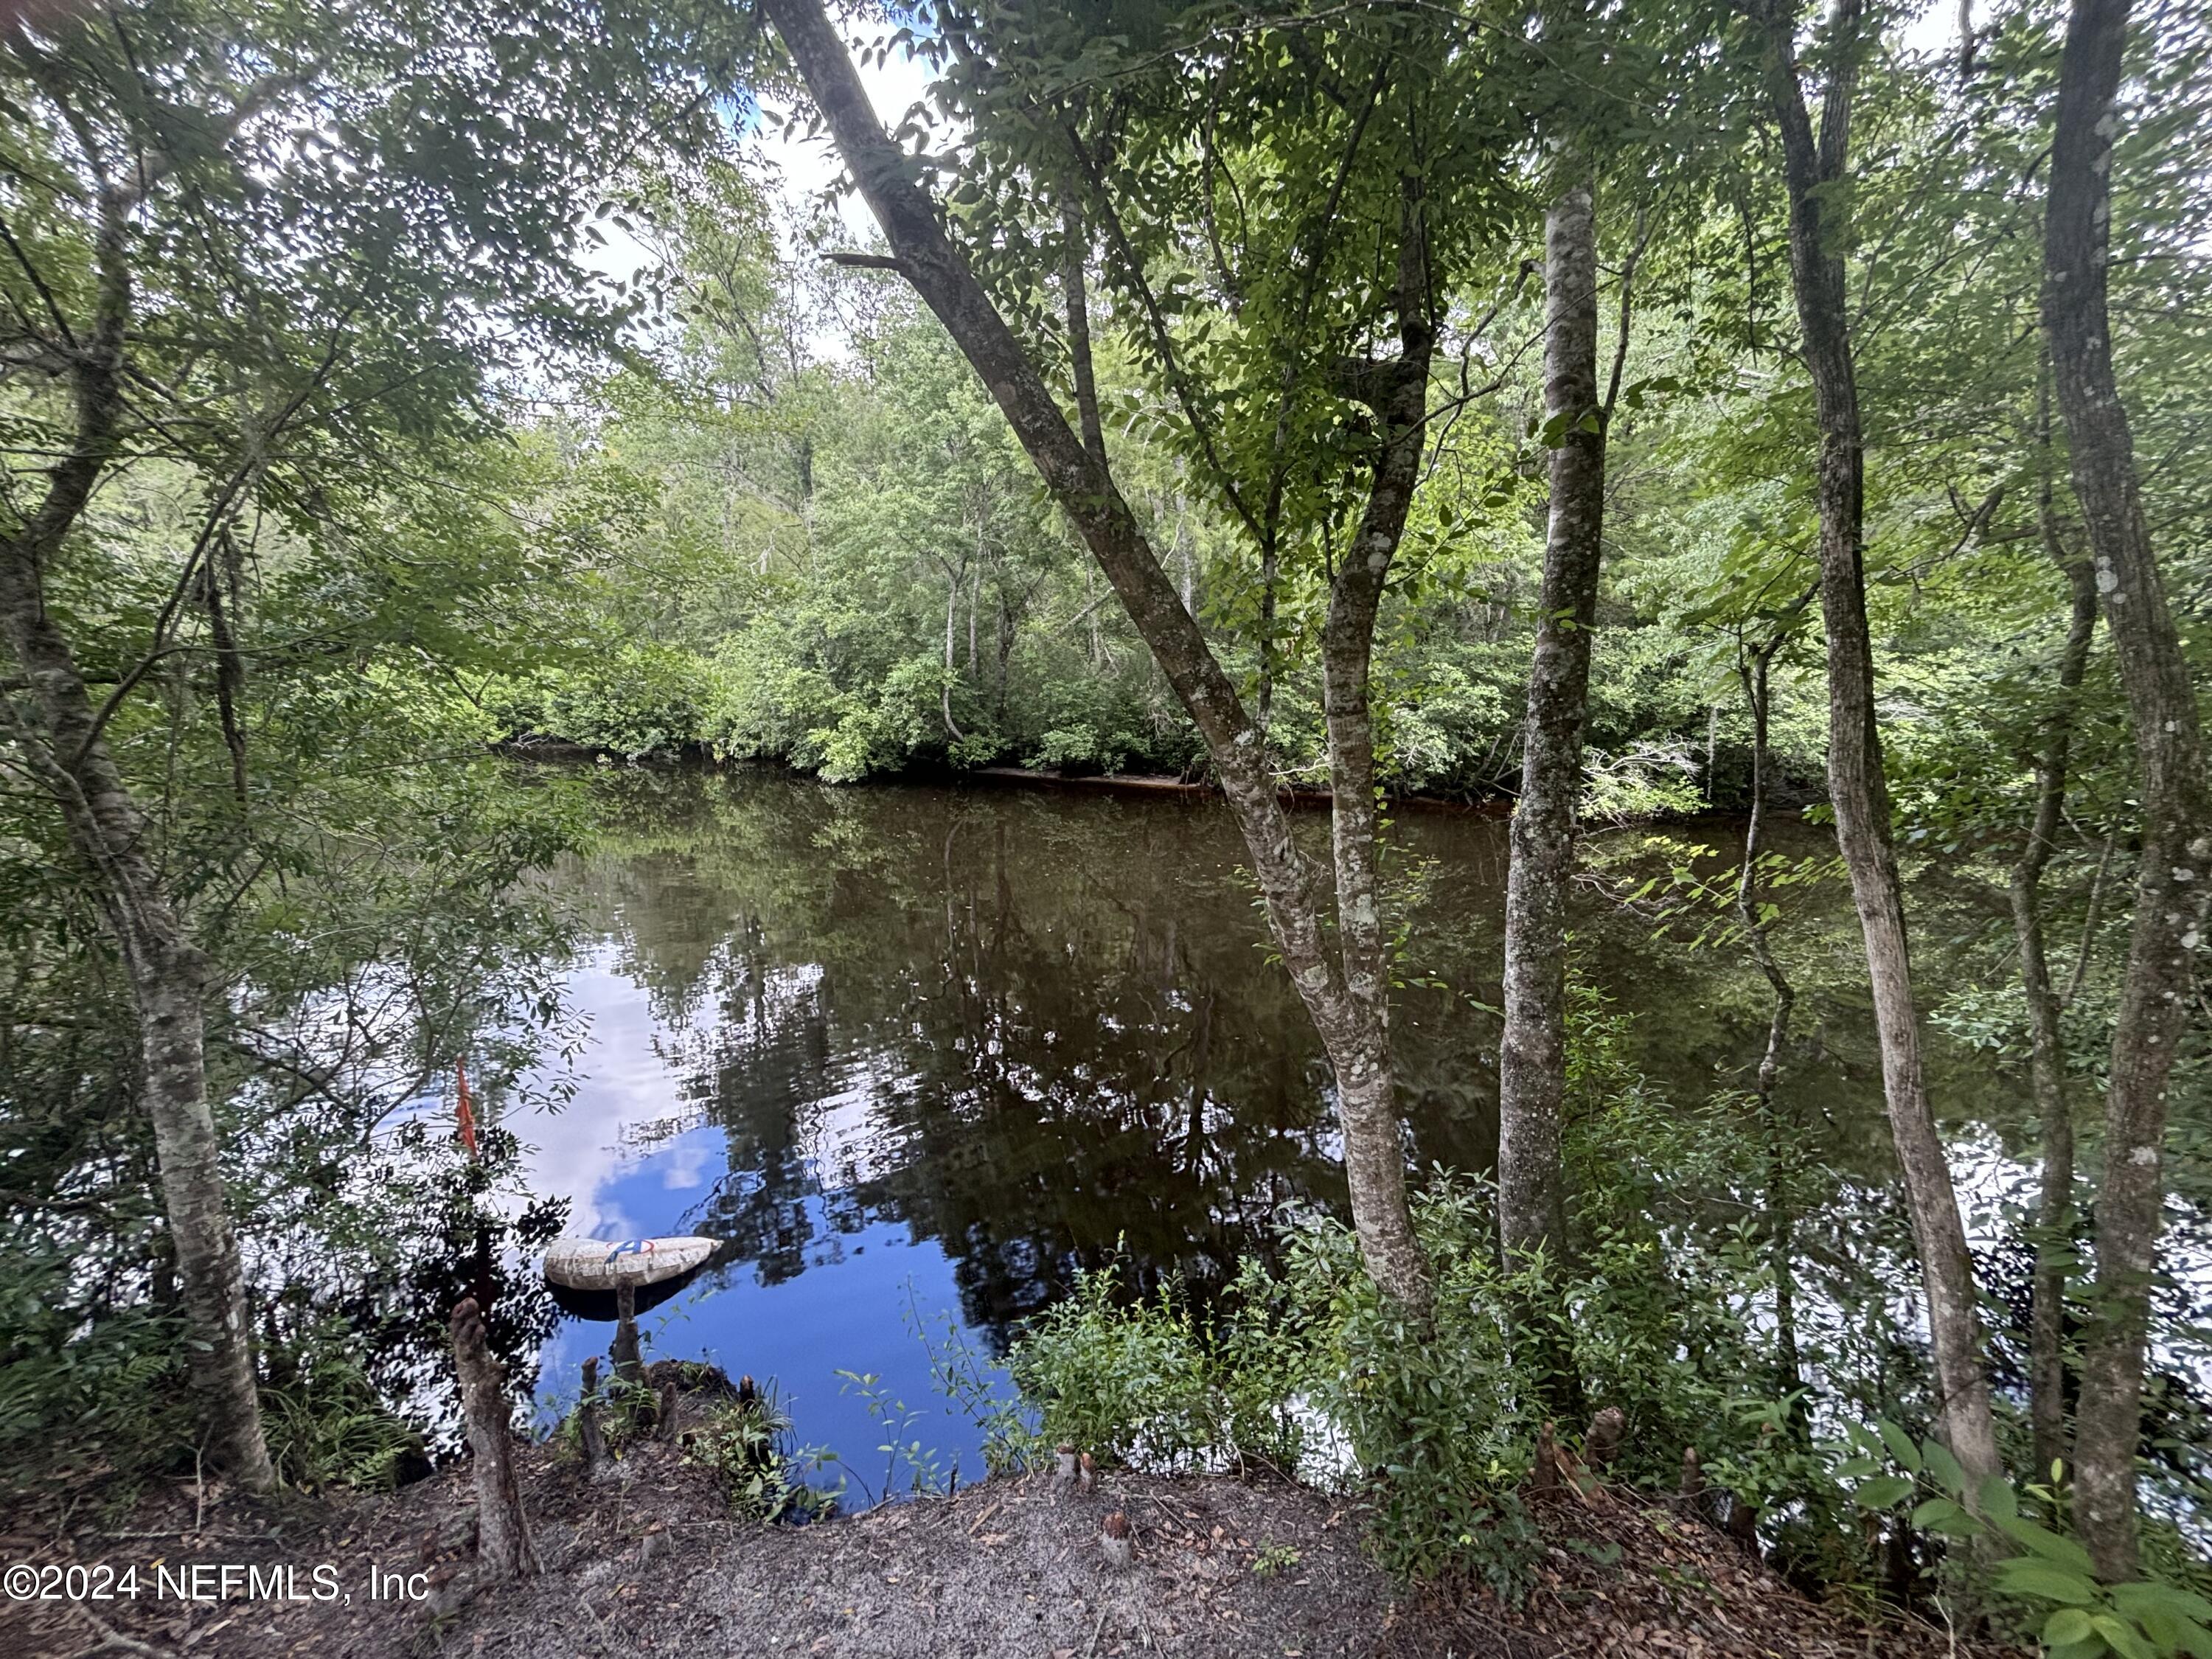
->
[
  {"left": 905, "top": 1286, "right": 1033, "bottom": 1478},
  {"left": 259, "top": 1333, "right": 424, "bottom": 1493},
  {"left": 1843, "top": 1426, "right": 2212, "bottom": 1658},
  {"left": 1005, "top": 1256, "right": 1304, "bottom": 1478},
  {"left": 1251, "top": 1542, "right": 1302, "bottom": 1578},
  {"left": 837, "top": 1369, "right": 956, "bottom": 1500},
  {"left": 684, "top": 1382, "right": 837, "bottom": 1523}
]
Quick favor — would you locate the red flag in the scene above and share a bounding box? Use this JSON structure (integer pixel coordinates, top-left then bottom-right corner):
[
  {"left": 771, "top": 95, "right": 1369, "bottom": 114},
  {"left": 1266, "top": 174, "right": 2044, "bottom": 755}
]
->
[{"left": 455, "top": 1059, "right": 479, "bottom": 1159}]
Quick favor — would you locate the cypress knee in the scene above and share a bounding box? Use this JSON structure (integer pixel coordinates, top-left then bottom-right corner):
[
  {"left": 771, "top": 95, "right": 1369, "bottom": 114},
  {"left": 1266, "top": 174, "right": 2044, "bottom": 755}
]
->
[
  {"left": 658, "top": 1380, "right": 680, "bottom": 1441},
  {"left": 1533, "top": 1421, "right": 1561, "bottom": 1494},
  {"left": 577, "top": 1356, "right": 607, "bottom": 1471},
  {"left": 1101, "top": 1511, "right": 1133, "bottom": 1570},
  {"left": 1585, "top": 1406, "right": 1624, "bottom": 1474}
]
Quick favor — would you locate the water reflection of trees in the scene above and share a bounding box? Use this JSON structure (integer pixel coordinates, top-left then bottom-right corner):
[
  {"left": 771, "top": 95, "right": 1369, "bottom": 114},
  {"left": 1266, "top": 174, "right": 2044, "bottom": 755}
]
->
[{"left": 553, "top": 768, "right": 2011, "bottom": 1350}]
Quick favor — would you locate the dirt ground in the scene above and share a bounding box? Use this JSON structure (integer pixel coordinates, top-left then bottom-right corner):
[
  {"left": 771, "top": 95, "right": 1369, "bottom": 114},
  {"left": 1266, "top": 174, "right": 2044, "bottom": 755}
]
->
[{"left": 4, "top": 1380, "right": 2021, "bottom": 1659}]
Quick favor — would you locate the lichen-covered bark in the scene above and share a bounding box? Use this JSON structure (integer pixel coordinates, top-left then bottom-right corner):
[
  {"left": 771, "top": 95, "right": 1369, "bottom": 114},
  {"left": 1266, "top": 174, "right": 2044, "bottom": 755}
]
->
[
  {"left": 765, "top": 0, "right": 1430, "bottom": 1307},
  {"left": 1318, "top": 172, "right": 1437, "bottom": 1313},
  {"left": 1756, "top": 0, "right": 2000, "bottom": 1494},
  {"left": 1498, "top": 181, "right": 1604, "bottom": 1265},
  {"left": 2042, "top": 0, "right": 2212, "bottom": 1577},
  {"left": 0, "top": 183, "right": 274, "bottom": 1491}
]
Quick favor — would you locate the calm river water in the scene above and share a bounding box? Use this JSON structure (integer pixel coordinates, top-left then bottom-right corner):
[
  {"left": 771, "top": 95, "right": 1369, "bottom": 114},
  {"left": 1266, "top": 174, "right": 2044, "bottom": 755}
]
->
[{"left": 511, "top": 765, "right": 2023, "bottom": 1489}]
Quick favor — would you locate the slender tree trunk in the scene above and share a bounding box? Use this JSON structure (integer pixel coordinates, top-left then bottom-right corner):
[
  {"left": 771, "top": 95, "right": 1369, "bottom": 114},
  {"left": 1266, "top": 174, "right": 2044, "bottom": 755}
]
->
[
  {"left": 0, "top": 186, "right": 273, "bottom": 1491},
  {"left": 1177, "top": 493, "right": 1198, "bottom": 615},
  {"left": 942, "top": 551, "right": 966, "bottom": 742},
  {"left": 1739, "top": 637, "right": 1803, "bottom": 1406},
  {"left": 1061, "top": 192, "right": 1109, "bottom": 476},
  {"left": 1258, "top": 543, "right": 1279, "bottom": 734},
  {"left": 2017, "top": 384, "right": 2099, "bottom": 1486},
  {"left": 204, "top": 536, "right": 249, "bottom": 805},
  {"left": 1756, "top": 0, "right": 2001, "bottom": 1493},
  {"left": 2042, "top": 0, "right": 2212, "bottom": 1578},
  {"left": 1498, "top": 181, "right": 1605, "bottom": 1265},
  {"left": 771, "top": 0, "right": 1430, "bottom": 1307}
]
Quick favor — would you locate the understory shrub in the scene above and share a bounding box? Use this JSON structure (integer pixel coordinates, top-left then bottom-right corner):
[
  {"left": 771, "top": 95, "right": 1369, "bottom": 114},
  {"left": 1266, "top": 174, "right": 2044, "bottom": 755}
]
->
[
  {"left": 1006, "top": 1172, "right": 1798, "bottom": 1590},
  {"left": 484, "top": 641, "right": 710, "bottom": 757},
  {"left": 1002, "top": 993, "right": 1886, "bottom": 1596}
]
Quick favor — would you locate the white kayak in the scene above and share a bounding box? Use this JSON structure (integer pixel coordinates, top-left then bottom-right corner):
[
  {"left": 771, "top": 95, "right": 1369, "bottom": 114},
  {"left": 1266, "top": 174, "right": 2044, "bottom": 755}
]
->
[{"left": 543, "top": 1237, "right": 716, "bottom": 1293}]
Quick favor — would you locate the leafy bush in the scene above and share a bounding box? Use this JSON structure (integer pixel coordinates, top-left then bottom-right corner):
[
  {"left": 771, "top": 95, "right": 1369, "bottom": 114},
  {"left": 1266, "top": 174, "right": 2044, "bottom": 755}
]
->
[
  {"left": 1006, "top": 1263, "right": 1302, "bottom": 1477},
  {"left": 1844, "top": 1427, "right": 2212, "bottom": 1658},
  {"left": 993, "top": 992, "right": 1907, "bottom": 1599},
  {"left": 1000, "top": 1174, "right": 1792, "bottom": 1593},
  {"left": 1579, "top": 740, "right": 1707, "bottom": 823},
  {"left": 0, "top": 1267, "right": 192, "bottom": 1499},
  {"left": 484, "top": 641, "right": 710, "bottom": 757}
]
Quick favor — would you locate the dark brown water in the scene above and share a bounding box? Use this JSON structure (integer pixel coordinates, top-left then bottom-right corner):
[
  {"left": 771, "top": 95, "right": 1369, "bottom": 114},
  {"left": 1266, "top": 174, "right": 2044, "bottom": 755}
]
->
[{"left": 512, "top": 765, "right": 2019, "bottom": 1481}]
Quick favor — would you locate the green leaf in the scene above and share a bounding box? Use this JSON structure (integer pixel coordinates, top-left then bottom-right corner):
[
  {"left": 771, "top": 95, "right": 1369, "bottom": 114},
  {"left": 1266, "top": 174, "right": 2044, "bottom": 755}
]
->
[
  {"left": 1851, "top": 1475, "right": 1916, "bottom": 1510},
  {"left": 1994, "top": 1557, "right": 2099, "bottom": 1605},
  {"left": 1908, "top": 1497, "right": 1976, "bottom": 1538},
  {"left": 1921, "top": 1438, "right": 1966, "bottom": 1497},
  {"left": 2041, "top": 1608, "right": 2093, "bottom": 1646},
  {"left": 2090, "top": 1613, "right": 2156, "bottom": 1659},
  {"left": 2112, "top": 1582, "right": 2212, "bottom": 1624},
  {"left": 1996, "top": 1516, "right": 2097, "bottom": 1576},
  {"left": 1977, "top": 1473, "right": 2020, "bottom": 1522},
  {"left": 1875, "top": 1420, "right": 1922, "bottom": 1472}
]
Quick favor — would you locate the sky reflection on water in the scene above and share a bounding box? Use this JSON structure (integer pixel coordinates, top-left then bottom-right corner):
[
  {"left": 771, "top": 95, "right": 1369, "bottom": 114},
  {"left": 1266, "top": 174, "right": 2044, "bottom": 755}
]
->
[{"left": 500, "top": 766, "right": 2023, "bottom": 1480}]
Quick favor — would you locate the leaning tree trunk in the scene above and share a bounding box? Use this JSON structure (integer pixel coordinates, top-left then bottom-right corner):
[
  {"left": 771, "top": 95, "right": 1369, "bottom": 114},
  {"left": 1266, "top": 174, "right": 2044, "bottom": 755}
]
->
[
  {"left": 1756, "top": 0, "right": 2001, "bottom": 1493},
  {"left": 0, "top": 188, "right": 273, "bottom": 1491},
  {"left": 765, "top": 0, "right": 1430, "bottom": 1307},
  {"left": 1498, "top": 180, "right": 1606, "bottom": 1267},
  {"left": 2042, "top": 0, "right": 2212, "bottom": 1579},
  {"left": 2016, "top": 392, "right": 2099, "bottom": 1487}
]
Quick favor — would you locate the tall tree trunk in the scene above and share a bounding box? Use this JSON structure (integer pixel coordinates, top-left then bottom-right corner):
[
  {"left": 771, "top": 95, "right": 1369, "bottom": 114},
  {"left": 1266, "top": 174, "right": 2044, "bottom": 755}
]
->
[
  {"left": 2017, "top": 381, "right": 2099, "bottom": 1487},
  {"left": 1756, "top": 0, "right": 2001, "bottom": 1492},
  {"left": 1258, "top": 543, "right": 1279, "bottom": 734},
  {"left": 0, "top": 184, "right": 273, "bottom": 1491},
  {"left": 1318, "top": 170, "right": 1437, "bottom": 1313},
  {"left": 1498, "top": 181, "right": 1605, "bottom": 1265},
  {"left": 2042, "top": 0, "right": 2212, "bottom": 1578},
  {"left": 771, "top": 0, "right": 1430, "bottom": 1308}
]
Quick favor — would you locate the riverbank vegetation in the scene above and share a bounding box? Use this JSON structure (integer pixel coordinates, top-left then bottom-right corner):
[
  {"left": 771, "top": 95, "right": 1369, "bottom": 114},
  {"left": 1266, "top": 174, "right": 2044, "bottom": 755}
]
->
[{"left": 2, "top": 0, "right": 2208, "bottom": 1654}]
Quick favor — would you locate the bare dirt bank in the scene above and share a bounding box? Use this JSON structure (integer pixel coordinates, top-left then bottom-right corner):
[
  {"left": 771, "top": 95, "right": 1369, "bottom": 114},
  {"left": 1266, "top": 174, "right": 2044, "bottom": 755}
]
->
[{"left": 7, "top": 1416, "right": 2020, "bottom": 1659}]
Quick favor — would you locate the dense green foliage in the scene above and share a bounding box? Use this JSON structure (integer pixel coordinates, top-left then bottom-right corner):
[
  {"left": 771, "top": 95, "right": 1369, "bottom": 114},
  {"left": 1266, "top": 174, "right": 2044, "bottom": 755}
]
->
[
  {"left": 0, "top": 0, "right": 748, "bottom": 1493},
  {"left": 1, "top": 0, "right": 2208, "bottom": 1649}
]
